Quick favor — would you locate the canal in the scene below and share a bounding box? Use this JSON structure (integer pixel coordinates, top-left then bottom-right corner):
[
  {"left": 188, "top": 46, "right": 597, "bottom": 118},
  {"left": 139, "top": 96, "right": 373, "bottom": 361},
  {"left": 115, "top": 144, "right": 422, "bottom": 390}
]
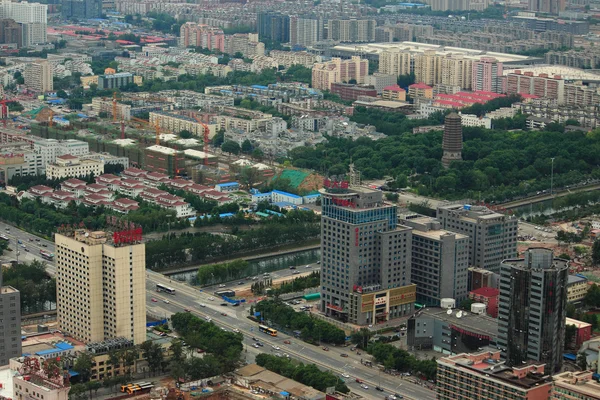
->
[{"left": 170, "top": 248, "right": 321, "bottom": 284}]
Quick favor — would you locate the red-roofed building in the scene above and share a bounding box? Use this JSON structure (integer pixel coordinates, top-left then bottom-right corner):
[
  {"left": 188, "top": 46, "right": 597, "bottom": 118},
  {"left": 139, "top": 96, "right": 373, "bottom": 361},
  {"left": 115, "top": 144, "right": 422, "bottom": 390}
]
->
[
  {"left": 122, "top": 167, "right": 147, "bottom": 180},
  {"left": 26, "top": 185, "right": 54, "bottom": 199},
  {"left": 140, "top": 188, "right": 194, "bottom": 218},
  {"left": 61, "top": 178, "right": 87, "bottom": 197},
  {"left": 187, "top": 184, "right": 211, "bottom": 195},
  {"left": 382, "top": 85, "right": 406, "bottom": 101},
  {"left": 433, "top": 91, "right": 506, "bottom": 110},
  {"left": 408, "top": 83, "right": 433, "bottom": 99},
  {"left": 46, "top": 191, "right": 77, "bottom": 209},
  {"left": 506, "top": 71, "right": 565, "bottom": 104},
  {"left": 168, "top": 179, "right": 194, "bottom": 190},
  {"left": 144, "top": 171, "right": 170, "bottom": 188},
  {"left": 96, "top": 174, "right": 121, "bottom": 190},
  {"left": 469, "top": 287, "right": 499, "bottom": 318},
  {"left": 115, "top": 179, "right": 145, "bottom": 197},
  {"left": 108, "top": 198, "right": 140, "bottom": 214}
]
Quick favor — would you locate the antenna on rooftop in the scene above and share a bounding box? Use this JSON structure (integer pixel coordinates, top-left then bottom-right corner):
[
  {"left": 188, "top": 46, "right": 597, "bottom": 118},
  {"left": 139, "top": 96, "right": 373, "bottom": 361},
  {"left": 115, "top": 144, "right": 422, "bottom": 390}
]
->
[{"left": 349, "top": 163, "right": 361, "bottom": 187}]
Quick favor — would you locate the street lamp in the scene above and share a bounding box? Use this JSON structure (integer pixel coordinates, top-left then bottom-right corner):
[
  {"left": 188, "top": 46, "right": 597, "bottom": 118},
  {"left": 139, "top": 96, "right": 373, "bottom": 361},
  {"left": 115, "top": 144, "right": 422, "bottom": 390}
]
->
[{"left": 550, "top": 157, "right": 555, "bottom": 196}]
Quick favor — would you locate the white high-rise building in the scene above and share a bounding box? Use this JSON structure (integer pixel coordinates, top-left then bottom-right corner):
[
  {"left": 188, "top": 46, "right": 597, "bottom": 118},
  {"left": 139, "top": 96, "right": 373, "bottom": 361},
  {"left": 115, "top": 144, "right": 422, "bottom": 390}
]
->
[
  {"left": 290, "top": 17, "right": 319, "bottom": 47},
  {"left": 0, "top": 0, "right": 47, "bottom": 46}
]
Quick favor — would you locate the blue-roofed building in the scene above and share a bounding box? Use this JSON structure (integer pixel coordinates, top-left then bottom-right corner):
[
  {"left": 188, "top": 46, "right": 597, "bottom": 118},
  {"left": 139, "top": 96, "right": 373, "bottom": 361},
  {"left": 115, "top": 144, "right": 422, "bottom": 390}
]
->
[
  {"left": 47, "top": 98, "right": 67, "bottom": 105},
  {"left": 303, "top": 193, "right": 321, "bottom": 204},
  {"left": 252, "top": 192, "right": 272, "bottom": 203},
  {"left": 34, "top": 341, "right": 75, "bottom": 359},
  {"left": 272, "top": 201, "right": 296, "bottom": 209},
  {"left": 251, "top": 85, "right": 269, "bottom": 90},
  {"left": 272, "top": 190, "right": 302, "bottom": 205},
  {"left": 215, "top": 182, "right": 240, "bottom": 192}
]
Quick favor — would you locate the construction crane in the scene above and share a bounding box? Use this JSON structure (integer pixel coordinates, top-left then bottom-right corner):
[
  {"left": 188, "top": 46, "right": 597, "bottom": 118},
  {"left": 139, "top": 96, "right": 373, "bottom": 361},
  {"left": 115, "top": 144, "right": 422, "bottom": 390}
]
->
[
  {"left": 131, "top": 116, "right": 161, "bottom": 145},
  {"left": 193, "top": 115, "right": 211, "bottom": 166},
  {"left": 48, "top": 109, "right": 54, "bottom": 127},
  {"left": 0, "top": 98, "right": 15, "bottom": 126},
  {"left": 112, "top": 91, "right": 121, "bottom": 122}
]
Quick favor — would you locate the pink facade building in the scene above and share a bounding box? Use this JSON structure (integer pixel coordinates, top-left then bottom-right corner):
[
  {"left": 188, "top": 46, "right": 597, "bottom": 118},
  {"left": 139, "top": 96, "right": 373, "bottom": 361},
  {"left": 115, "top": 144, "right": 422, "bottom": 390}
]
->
[
  {"left": 472, "top": 57, "right": 504, "bottom": 94},
  {"left": 179, "top": 22, "right": 225, "bottom": 52}
]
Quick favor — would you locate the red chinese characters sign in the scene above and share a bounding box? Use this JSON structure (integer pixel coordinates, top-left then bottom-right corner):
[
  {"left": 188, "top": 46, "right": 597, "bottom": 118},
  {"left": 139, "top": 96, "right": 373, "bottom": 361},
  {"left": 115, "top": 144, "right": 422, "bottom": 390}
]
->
[
  {"left": 323, "top": 178, "right": 349, "bottom": 189},
  {"left": 332, "top": 198, "right": 356, "bottom": 208},
  {"left": 113, "top": 227, "right": 143, "bottom": 245}
]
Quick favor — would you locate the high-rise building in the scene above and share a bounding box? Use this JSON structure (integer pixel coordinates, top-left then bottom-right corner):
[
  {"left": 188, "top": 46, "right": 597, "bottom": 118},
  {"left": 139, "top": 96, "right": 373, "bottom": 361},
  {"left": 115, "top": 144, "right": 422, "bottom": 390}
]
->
[
  {"left": 379, "top": 49, "right": 412, "bottom": 77},
  {"left": 179, "top": 22, "right": 225, "bottom": 52},
  {"left": 97, "top": 72, "right": 134, "bottom": 89},
  {"left": 0, "top": 0, "right": 47, "bottom": 46},
  {"left": 472, "top": 57, "right": 503, "bottom": 93},
  {"left": 224, "top": 33, "right": 265, "bottom": 58},
  {"left": 56, "top": 228, "right": 146, "bottom": 344},
  {"left": 497, "top": 248, "right": 569, "bottom": 374},
  {"left": 441, "top": 113, "right": 462, "bottom": 168},
  {"left": 506, "top": 71, "right": 565, "bottom": 104},
  {"left": 413, "top": 50, "right": 442, "bottom": 86},
  {"left": 441, "top": 54, "right": 473, "bottom": 90},
  {"left": 436, "top": 350, "right": 552, "bottom": 400},
  {"left": 0, "top": 18, "right": 22, "bottom": 47},
  {"left": 23, "top": 60, "right": 53, "bottom": 93},
  {"left": 61, "top": 0, "right": 102, "bottom": 20},
  {"left": 311, "top": 56, "right": 368, "bottom": 90},
  {"left": 327, "top": 19, "right": 376, "bottom": 42},
  {"left": 437, "top": 204, "right": 518, "bottom": 272},
  {"left": 319, "top": 172, "right": 416, "bottom": 326},
  {"left": 0, "top": 272, "right": 21, "bottom": 366},
  {"left": 402, "top": 216, "right": 470, "bottom": 306},
  {"left": 289, "top": 17, "right": 319, "bottom": 47},
  {"left": 257, "top": 12, "right": 289, "bottom": 43},
  {"left": 528, "top": 0, "right": 565, "bottom": 14}
]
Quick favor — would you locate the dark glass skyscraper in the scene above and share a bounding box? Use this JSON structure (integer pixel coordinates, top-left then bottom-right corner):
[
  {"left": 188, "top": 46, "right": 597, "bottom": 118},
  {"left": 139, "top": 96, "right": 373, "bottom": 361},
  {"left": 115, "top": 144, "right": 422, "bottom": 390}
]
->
[
  {"left": 257, "top": 12, "right": 290, "bottom": 43},
  {"left": 497, "top": 248, "right": 569, "bottom": 373}
]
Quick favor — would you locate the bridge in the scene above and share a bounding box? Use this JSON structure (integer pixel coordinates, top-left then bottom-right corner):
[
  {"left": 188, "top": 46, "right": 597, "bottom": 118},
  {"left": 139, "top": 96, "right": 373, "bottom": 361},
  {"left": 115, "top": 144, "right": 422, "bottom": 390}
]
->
[{"left": 497, "top": 183, "right": 600, "bottom": 210}]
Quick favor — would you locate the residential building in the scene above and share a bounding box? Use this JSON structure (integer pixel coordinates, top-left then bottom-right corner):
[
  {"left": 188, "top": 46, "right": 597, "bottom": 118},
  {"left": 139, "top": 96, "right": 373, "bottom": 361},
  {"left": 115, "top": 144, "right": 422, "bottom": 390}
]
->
[
  {"left": 567, "top": 274, "right": 588, "bottom": 304},
  {"left": 328, "top": 19, "right": 376, "bottom": 43},
  {"left": 224, "top": 33, "right": 265, "bottom": 58},
  {"left": 408, "top": 82, "right": 433, "bottom": 99},
  {"left": 61, "top": 0, "right": 102, "bottom": 19},
  {"left": 143, "top": 145, "right": 184, "bottom": 177},
  {"left": 97, "top": 72, "right": 134, "bottom": 90},
  {"left": 269, "top": 50, "right": 321, "bottom": 69},
  {"left": 506, "top": 71, "right": 565, "bottom": 104},
  {"left": 440, "top": 54, "right": 473, "bottom": 90},
  {"left": 552, "top": 371, "right": 600, "bottom": 400},
  {"left": 441, "top": 112, "right": 462, "bottom": 168},
  {"left": 149, "top": 111, "right": 216, "bottom": 137},
  {"left": 403, "top": 216, "right": 470, "bottom": 307},
  {"left": 179, "top": 23, "right": 224, "bottom": 52},
  {"left": 13, "top": 362, "right": 70, "bottom": 400},
  {"left": 213, "top": 113, "right": 274, "bottom": 134},
  {"left": 364, "top": 73, "right": 397, "bottom": 94},
  {"left": 413, "top": 50, "right": 441, "bottom": 86},
  {"left": 289, "top": 17, "right": 319, "bottom": 47},
  {"left": 437, "top": 204, "right": 518, "bottom": 272},
  {"left": 565, "top": 317, "right": 592, "bottom": 349},
  {"left": 564, "top": 83, "right": 600, "bottom": 108},
  {"left": 436, "top": 351, "right": 552, "bottom": 400},
  {"left": 257, "top": 12, "right": 289, "bottom": 42},
  {"left": 379, "top": 49, "right": 412, "bottom": 77},
  {"left": 472, "top": 57, "right": 503, "bottom": 93},
  {"left": 382, "top": 85, "right": 406, "bottom": 101},
  {"left": 46, "top": 154, "right": 104, "bottom": 180},
  {"left": 498, "top": 248, "right": 569, "bottom": 373},
  {"left": 0, "top": 0, "right": 47, "bottom": 45},
  {"left": 0, "top": 18, "right": 21, "bottom": 47},
  {"left": 21, "top": 22, "right": 46, "bottom": 46},
  {"left": 408, "top": 306, "right": 498, "bottom": 354},
  {"left": 469, "top": 286, "right": 499, "bottom": 318},
  {"left": 90, "top": 98, "right": 131, "bottom": 121},
  {"left": 330, "top": 83, "right": 377, "bottom": 101},
  {"left": 139, "top": 188, "right": 195, "bottom": 218},
  {"left": 459, "top": 113, "right": 492, "bottom": 129},
  {"left": 528, "top": 0, "right": 565, "bottom": 14},
  {"left": 0, "top": 281, "right": 21, "bottom": 366},
  {"left": 56, "top": 228, "right": 146, "bottom": 344},
  {"left": 235, "top": 364, "right": 325, "bottom": 400},
  {"left": 433, "top": 90, "right": 506, "bottom": 109},
  {"left": 311, "top": 56, "right": 368, "bottom": 90},
  {"left": 23, "top": 61, "right": 52, "bottom": 92},
  {"left": 320, "top": 181, "right": 416, "bottom": 325}
]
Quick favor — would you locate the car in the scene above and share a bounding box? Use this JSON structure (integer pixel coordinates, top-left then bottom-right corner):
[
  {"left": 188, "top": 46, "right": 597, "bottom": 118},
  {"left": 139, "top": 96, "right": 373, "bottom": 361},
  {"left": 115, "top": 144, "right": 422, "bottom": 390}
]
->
[
  {"left": 341, "top": 373, "right": 350, "bottom": 379},
  {"left": 35, "top": 238, "right": 40, "bottom": 242},
  {"left": 256, "top": 342, "right": 264, "bottom": 347},
  {"left": 355, "top": 378, "right": 362, "bottom": 383},
  {"left": 42, "top": 244, "right": 47, "bottom": 247},
  {"left": 360, "top": 384, "right": 369, "bottom": 390},
  {"left": 233, "top": 328, "right": 240, "bottom": 333},
  {"left": 232, "top": 302, "right": 240, "bottom": 307},
  {"left": 316, "top": 260, "right": 320, "bottom": 264},
  {"left": 292, "top": 271, "right": 300, "bottom": 275},
  {"left": 4, "top": 227, "right": 9, "bottom": 231},
  {"left": 238, "top": 281, "right": 244, "bottom": 285},
  {"left": 151, "top": 298, "right": 158, "bottom": 302},
  {"left": 197, "top": 348, "right": 205, "bottom": 353},
  {"left": 289, "top": 266, "right": 296, "bottom": 270},
  {"left": 28, "top": 238, "right": 33, "bottom": 241},
  {"left": 272, "top": 345, "right": 280, "bottom": 350},
  {"left": 283, "top": 340, "right": 291, "bottom": 344},
  {"left": 17, "top": 240, "right": 22, "bottom": 244},
  {"left": 184, "top": 308, "right": 191, "bottom": 312},
  {"left": 322, "top": 346, "right": 329, "bottom": 351},
  {"left": 219, "top": 284, "right": 226, "bottom": 288},
  {"left": 350, "top": 346, "right": 357, "bottom": 351},
  {"left": 394, "top": 394, "right": 404, "bottom": 399},
  {"left": 305, "top": 265, "right": 311, "bottom": 268},
  {"left": 221, "top": 327, "right": 227, "bottom": 331},
  {"left": 208, "top": 297, "right": 215, "bottom": 301},
  {"left": 163, "top": 299, "right": 170, "bottom": 304},
  {"left": 253, "top": 343, "right": 260, "bottom": 348},
  {"left": 221, "top": 312, "right": 227, "bottom": 316},
  {"left": 340, "top": 353, "right": 348, "bottom": 358},
  {"left": 375, "top": 387, "right": 384, "bottom": 392},
  {"left": 252, "top": 337, "right": 258, "bottom": 341},
  {"left": 199, "top": 303, "right": 206, "bottom": 307},
  {"left": 220, "top": 303, "right": 228, "bottom": 306},
  {"left": 205, "top": 316, "right": 211, "bottom": 322},
  {"left": 24, "top": 248, "right": 28, "bottom": 252}
]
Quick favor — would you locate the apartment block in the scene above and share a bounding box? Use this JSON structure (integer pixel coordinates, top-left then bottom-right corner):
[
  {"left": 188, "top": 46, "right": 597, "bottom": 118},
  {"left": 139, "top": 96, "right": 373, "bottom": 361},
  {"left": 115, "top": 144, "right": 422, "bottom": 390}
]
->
[
  {"left": 382, "top": 85, "right": 406, "bottom": 101},
  {"left": 46, "top": 154, "right": 104, "bottom": 180},
  {"left": 408, "top": 82, "right": 434, "bottom": 99},
  {"left": 375, "top": 23, "right": 433, "bottom": 43},
  {"left": 328, "top": 19, "right": 376, "bottom": 42},
  {"left": 289, "top": 17, "right": 319, "bottom": 47},
  {"left": 472, "top": 57, "right": 503, "bottom": 93},
  {"left": 56, "top": 228, "right": 146, "bottom": 344},
  {"left": 213, "top": 114, "right": 274, "bottom": 134},
  {"left": 311, "top": 56, "right": 368, "bottom": 91},
  {"left": 441, "top": 54, "right": 473, "bottom": 90},
  {"left": 0, "top": 0, "right": 47, "bottom": 46},
  {"left": 320, "top": 183, "right": 416, "bottom": 326},
  {"left": 379, "top": 49, "right": 412, "bottom": 77},
  {"left": 402, "top": 216, "right": 470, "bottom": 307},
  {"left": 23, "top": 60, "right": 52, "bottom": 93},
  {"left": 149, "top": 111, "right": 216, "bottom": 137},
  {"left": 0, "top": 283, "right": 21, "bottom": 366},
  {"left": 414, "top": 50, "right": 442, "bottom": 86},
  {"left": 552, "top": 371, "right": 600, "bottom": 399},
  {"left": 62, "top": 0, "right": 102, "bottom": 19},
  {"left": 224, "top": 33, "right": 265, "bottom": 58},
  {"left": 0, "top": 18, "right": 21, "bottom": 47},
  {"left": 437, "top": 204, "right": 518, "bottom": 273},
  {"left": 567, "top": 274, "right": 588, "bottom": 304},
  {"left": 97, "top": 72, "right": 134, "bottom": 90},
  {"left": 330, "top": 83, "right": 377, "bottom": 101},
  {"left": 436, "top": 350, "right": 552, "bottom": 400},
  {"left": 179, "top": 22, "right": 224, "bottom": 52},
  {"left": 90, "top": 98, "right": 131, "bottom": 121},
  {"left": 364, "top": 73, "right": 397, "bottom": 94},
  {"left": 506, "top": 71, "right": 565, "bottom": 104},
  {"left": 257, "top": 12, "right": 289, "bottom": 42},
  {"left": 498, "top": 248, "right": 569, "bottom": 374},
  {"left": 564, "top": 83, "right": 600, "bottom": 107}
]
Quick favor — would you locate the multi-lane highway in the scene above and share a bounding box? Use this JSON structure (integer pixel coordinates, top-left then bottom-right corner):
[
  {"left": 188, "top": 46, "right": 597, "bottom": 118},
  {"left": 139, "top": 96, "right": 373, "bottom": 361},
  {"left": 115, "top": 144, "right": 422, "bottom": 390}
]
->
[{"left": 1, "top": 221, "right": 435, "bottom": 400}]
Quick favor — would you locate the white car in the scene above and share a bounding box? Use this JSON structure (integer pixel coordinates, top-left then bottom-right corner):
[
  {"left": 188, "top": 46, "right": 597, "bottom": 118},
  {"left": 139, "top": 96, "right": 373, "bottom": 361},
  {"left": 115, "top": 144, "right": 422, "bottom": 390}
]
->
[
  {"left": 200, "top": 303, "right": 206, "bottom": 307},
  {"left": 233, "top": 328, "right": 240, "bottom": 333},
  {"left": 205, "top": 316, "right": 211, "bottom": 322},
  {"left": 341, "top": 373, "right": 350, "bottom": 379},
  {"left": 272, "top": 345, "right": 280, "bottom": 350},
  {"left": 163, "top": 299, "right": 170, "bottom": 304},
  {"left": 305, "top": 265, "right": 311, "bottom": 268},
  {"left": 219, "top": 284, "right": 226, "bottom": 288},
  {"left": 208, "top": 297, "right": 215, "bottom": 301},
  {"left": 360, "top": 384, "right": 369, "bottom": 390}
]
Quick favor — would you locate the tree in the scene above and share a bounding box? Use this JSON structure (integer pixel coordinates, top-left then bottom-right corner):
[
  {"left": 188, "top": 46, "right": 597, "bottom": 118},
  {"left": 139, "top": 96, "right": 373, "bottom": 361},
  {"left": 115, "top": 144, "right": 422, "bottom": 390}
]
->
[
  {"left": 592, "top": 240, "right": 600, "bottom": 265},
  {"left": 565, "top": 324, "right": 577, "bottom": 350},
  {"left": 212, "top": 130, "right": 225, "bottom": 147},
  {"left": 397, "top": 72, "right": 416, "bottom": 88},
  {"left": 221, "top": 140, "right": 241, "bottom": 155},
  {"left": 351, "top": 328, "right": 373, "bottom": 349},
  {"left": 251, "top": 148, "right": 264, "bottom": 160},
  {"left": 170, "top": 340, "right": 184, "bottom": 363},
  {"left": 86, "top": 381, "right": 102, "bottom": 399},
  {"left": 240, "top": 167, "right": 260, "bottom": 189},
  {"left": 73, "top": 352, "right": 94, "bottom": 382},
  {"left": 241, "top": 139, "right": 253, "bottom": 153},
  {"left": 179, "top": 130, "right": 193, "bottom": 139},
  {"left": 460, "top": 298, "right": 474, "bottom": 311},
  {"left": 584, "top": 284, "right": 600, "bottom": 308},
  {"left": 577, "top": 352, "right": 587, "bottom": 370}
]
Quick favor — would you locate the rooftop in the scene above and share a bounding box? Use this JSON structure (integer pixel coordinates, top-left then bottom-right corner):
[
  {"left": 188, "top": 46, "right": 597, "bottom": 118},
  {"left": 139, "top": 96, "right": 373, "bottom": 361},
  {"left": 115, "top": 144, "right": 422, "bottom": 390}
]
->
[
  {"left": 1, "top": 285, "right": 18, "bottom": 294},
  {"left": 418, "top": 306, "right": 498, "bottom": 338},
  {"left": 568, "top": 274, "right": 588, "bottom": 285},
  {"left": 552, "top": 371, "right": 600, "bottom": 398},
  {"left": 565, "top": 317, "right": 592, "bottom": 329},
  {"left": 470, "top": 287, "right": 500, "bottom": 297},
  {"left": 504, "top": 65, "right": 600, "bottom": 82}
]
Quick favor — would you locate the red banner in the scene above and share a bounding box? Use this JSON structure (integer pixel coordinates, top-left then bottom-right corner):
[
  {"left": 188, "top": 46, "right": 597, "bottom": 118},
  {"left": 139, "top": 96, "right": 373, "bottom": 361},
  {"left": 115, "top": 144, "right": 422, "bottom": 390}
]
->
[{"left": 113, "top": 227, "right": 143, "bottom": 245}]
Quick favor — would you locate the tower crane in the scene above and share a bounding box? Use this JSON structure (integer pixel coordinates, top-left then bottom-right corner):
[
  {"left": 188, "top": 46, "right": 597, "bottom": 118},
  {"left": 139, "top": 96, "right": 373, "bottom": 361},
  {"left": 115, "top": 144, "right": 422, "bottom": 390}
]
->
[
  {"left": 0, "top": 98, "right": 15, "bottom": 126},
  {"left": 193, "top": 115, "right": 212, "bottom": 166}
]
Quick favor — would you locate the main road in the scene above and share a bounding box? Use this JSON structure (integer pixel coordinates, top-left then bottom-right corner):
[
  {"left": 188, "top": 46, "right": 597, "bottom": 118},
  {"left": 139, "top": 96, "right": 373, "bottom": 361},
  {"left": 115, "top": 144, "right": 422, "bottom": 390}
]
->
[{"left": 0, "top": 221, "right": 435, "bottom": 400}]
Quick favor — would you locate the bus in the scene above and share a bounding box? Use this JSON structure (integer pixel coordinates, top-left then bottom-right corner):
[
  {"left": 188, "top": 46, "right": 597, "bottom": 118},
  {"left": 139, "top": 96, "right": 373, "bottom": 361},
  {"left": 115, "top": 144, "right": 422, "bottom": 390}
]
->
[
  {"left": 120, "top": 382, "right": 154, "bottom": 395},
  {"left": 156, "top": 284, "right": 175, "bottom": 295},
  {"left": 39, "top": 250, "right": 54, "bottom": 261},
  {"left": 258, "top": 325, "right": 277, "bottom": 337},
  {"left": 215, "top": 289, "right": 235, "bottom": 298},
  {"left": 0, "top": 234, "right": 9, "bottom": 241}
]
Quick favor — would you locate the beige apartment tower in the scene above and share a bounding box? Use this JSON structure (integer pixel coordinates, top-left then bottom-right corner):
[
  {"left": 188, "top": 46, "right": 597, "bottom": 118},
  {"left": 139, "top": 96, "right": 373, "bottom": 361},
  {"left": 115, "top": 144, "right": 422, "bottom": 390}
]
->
[
  {"left": 23, "top": 60, "right": 53, "bottom": 93},
  {"left": 56, "top": 229, "right": 146, "bottom": 345}
]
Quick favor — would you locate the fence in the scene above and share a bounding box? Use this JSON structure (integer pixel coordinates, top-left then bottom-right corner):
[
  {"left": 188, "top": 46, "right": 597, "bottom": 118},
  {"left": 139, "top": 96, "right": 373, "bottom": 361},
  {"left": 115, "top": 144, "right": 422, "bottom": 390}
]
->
[{"left": 309, "top": 312, "right": 355, "bottom": 333}]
